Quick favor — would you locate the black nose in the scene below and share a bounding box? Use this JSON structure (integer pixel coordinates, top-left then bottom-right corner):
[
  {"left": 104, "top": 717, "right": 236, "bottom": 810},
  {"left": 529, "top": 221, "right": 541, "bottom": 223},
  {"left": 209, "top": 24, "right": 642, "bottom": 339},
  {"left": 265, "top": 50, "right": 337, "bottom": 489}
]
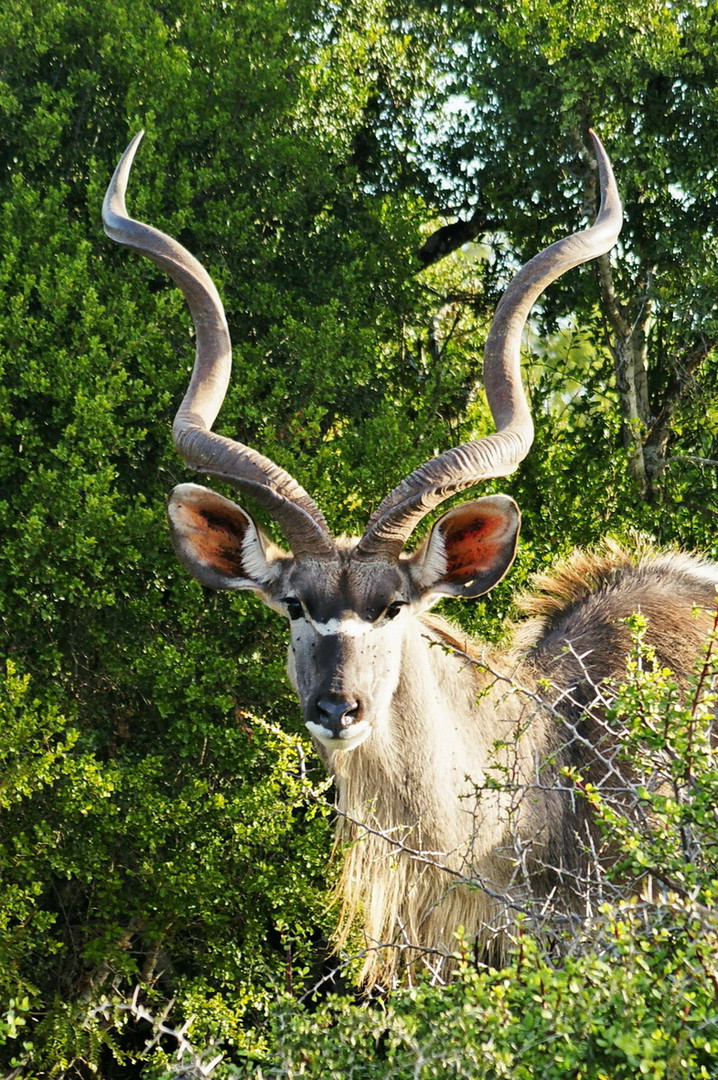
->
[{"left": 316, "top": 696, "right": 360, "bottom": 737}]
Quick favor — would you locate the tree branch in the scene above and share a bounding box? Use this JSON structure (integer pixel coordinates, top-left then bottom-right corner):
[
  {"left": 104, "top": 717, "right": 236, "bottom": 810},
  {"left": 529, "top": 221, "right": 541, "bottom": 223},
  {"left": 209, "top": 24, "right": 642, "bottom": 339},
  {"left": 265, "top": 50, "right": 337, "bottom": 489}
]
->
[{"left": 417, "top": 208, "right": 489, "bottom": 267}]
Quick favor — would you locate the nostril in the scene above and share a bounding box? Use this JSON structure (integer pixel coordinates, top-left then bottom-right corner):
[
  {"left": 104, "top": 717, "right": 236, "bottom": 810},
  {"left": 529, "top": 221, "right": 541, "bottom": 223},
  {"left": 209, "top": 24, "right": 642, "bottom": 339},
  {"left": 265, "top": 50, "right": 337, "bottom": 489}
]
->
[
  {"left": 316, "top": 697, "right": 360, "bottom": 731},
  {"left": 340, "top": 703, "right": 359, "bottom": 727}
]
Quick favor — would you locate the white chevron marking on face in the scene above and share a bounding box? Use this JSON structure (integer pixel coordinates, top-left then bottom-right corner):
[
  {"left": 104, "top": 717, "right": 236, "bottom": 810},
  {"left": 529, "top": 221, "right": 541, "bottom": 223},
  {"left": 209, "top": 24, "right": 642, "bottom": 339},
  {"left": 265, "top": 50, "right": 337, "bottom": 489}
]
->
[{"left": 306, "top": 615, "right": 377, "bottom": 637}]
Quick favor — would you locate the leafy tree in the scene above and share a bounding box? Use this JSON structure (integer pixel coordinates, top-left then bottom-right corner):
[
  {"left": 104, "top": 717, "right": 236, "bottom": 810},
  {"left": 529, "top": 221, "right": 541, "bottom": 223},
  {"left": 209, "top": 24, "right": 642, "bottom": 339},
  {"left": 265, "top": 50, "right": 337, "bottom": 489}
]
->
[
  {"left": 0, "top": 0, "right": 446, "bottom": 1071},
  {"left": 402, "top": 0, "right": 718, "bottom": 542},
  {"left": 1, "top": 0, "right": 717, "bottom": 1075}
]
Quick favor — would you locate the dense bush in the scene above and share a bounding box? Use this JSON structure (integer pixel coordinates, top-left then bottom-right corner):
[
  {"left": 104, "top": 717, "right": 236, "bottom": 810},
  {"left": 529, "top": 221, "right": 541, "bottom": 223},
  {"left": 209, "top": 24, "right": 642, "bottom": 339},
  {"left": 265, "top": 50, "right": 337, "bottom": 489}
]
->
[
  {"left": 1, "top": 0, "right": 717, "bottom": 1076},
  {"left": 115, "top": 622, "right": 718, "bottom": 1079}
]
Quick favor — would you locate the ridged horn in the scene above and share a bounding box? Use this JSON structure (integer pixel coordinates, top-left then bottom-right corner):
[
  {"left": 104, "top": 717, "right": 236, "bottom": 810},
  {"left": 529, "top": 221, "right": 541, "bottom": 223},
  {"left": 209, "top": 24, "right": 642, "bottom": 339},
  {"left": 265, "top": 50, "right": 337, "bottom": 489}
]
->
[
  {"left": 102, "top": 131, "right": 336, "bottom": 558},
  {"left": 356, "top": 130, "right": 623, "bottom": 559}
]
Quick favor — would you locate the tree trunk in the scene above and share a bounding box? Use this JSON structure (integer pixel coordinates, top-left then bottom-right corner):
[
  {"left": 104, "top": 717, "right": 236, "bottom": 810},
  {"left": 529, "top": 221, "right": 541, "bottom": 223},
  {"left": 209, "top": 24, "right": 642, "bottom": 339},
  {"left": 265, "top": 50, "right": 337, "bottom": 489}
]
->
[{"left": 597, "top": 253, "right": 653, "bottom": 492}]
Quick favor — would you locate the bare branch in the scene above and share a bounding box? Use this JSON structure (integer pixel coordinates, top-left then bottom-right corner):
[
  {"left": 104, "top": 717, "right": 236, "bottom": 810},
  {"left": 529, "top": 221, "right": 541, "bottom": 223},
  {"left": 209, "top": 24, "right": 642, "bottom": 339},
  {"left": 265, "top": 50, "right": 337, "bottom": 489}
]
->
[{"left": 417, "top": 208, "right": 489, "bottom": 267}]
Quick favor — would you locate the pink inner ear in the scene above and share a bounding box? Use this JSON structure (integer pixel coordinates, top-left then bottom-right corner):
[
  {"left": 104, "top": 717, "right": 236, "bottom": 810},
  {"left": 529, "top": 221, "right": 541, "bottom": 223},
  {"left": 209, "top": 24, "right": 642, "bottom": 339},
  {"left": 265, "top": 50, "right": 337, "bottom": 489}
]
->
[
  {"left": 441, "top": 504, "right": 511, "bottom": 583},
  {"left": 179, "top": 503, "right": 248, "bottom": 577}
]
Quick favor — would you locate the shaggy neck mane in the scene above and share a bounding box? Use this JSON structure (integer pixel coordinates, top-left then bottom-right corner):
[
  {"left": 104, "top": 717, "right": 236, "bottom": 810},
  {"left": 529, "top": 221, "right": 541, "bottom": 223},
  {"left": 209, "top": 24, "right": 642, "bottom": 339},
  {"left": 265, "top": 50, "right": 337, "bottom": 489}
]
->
[{"left": 324, "top": 611, "right": 529, "bottom": 989}]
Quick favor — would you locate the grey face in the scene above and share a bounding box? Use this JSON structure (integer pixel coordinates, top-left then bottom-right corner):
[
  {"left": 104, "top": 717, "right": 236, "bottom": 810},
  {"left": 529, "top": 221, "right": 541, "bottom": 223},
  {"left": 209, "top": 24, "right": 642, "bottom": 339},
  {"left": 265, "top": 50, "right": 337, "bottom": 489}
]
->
[
  {"left": 166, "top": 485, "right": 522, "bottom": 753},
  {"left": 282, "top": 555, "right": 409, "bottom": 750}
]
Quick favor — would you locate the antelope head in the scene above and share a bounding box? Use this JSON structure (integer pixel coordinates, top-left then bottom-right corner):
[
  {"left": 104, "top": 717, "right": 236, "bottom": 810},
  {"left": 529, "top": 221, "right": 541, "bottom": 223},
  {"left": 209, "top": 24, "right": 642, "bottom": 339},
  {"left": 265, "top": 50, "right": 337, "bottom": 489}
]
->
[{"left": 103, "top": 133, "right": 622, "bottom": 751}]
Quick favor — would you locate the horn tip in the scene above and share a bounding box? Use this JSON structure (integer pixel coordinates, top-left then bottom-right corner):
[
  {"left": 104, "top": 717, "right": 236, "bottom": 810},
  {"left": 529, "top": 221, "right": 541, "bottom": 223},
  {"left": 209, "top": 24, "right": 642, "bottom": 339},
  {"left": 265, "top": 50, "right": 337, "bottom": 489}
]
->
[{"left": 103, "top": 131, "right": 147, "bottom": 232}]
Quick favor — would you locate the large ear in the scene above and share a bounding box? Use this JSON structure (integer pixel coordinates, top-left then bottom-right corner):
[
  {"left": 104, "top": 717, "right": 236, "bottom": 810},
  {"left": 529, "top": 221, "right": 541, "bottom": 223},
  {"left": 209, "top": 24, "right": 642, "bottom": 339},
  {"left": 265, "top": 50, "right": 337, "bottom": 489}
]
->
[
  {"left": 167, "top": 483, "right": 288, "bottom": 593},
  {"left": 408, "top": 496, "right": 520, "bottom": 599}
]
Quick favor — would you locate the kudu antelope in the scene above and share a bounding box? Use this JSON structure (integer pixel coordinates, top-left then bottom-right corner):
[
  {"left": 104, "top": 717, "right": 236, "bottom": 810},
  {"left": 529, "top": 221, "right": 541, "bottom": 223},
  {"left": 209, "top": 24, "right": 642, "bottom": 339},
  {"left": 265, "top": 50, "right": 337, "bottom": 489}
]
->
[{"left": 104, "top": 133, "right": 717, "bottom": 989}]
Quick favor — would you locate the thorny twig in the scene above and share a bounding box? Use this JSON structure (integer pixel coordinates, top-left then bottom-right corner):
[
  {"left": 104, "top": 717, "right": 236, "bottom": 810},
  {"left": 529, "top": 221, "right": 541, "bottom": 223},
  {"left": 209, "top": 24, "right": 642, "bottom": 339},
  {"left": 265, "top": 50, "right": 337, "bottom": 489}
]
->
[{"left": 87, "top": 987, "right": 224, "bottom": 1077}]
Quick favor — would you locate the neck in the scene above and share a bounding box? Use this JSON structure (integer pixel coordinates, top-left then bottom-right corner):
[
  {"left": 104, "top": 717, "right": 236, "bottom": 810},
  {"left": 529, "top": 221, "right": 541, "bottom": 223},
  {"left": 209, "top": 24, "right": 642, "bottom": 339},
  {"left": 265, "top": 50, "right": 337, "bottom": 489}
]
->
[
  {"left": 326, "top": 614, "right": 534, "bottom": 858},
  {"left": 325, "top": 615, "right": 532, "bottom": 987}
]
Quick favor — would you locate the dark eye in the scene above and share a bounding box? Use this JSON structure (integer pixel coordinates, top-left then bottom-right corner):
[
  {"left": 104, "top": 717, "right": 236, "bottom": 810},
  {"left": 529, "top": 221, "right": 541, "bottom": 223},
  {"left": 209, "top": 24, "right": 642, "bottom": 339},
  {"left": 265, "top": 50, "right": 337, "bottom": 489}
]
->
[
  {"left": 384, "top": 600, "right": 407, "bottom": 621},
  {"left": 282, "top": 597, "right": 305, "bottom": 621}
]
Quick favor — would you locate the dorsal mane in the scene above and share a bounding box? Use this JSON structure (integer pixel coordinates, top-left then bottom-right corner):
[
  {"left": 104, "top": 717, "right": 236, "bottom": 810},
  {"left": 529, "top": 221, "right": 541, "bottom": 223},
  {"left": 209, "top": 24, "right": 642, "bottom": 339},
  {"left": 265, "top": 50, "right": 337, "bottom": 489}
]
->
[
  {"left": 515, "top": 537, "right": 718, "bottom": 652},
  {"left": 419, "top": 610, "right": 503, "bottom": 670},
  {"left": 417, "top": 610, "right": 472, "bottom": 653},
  {"left": 517, "top": 538, "right": 637, "bottom": 628}
]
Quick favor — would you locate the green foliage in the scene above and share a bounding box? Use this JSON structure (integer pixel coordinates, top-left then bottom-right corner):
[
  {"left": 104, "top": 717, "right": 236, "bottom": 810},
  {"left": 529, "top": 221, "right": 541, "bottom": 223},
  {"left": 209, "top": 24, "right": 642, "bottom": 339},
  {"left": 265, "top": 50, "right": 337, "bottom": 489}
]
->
[
  {"left": 575, "top": 612, "right": 718, "bottom": 899},
  {"left": 0, "top": 658, "right": 333, "bottom": 1073},
  {"left": 410, "top": 0, "right": 718, "bottom": 530},
  {"left": 0, "top": 1, "right": 450, "bottom": 1070},
  {"left": 246, "top": 904, "right": 718, "bottom": 1078},
  {"left": 1, "top": 0, "right": 717, "bottom": 1075}
]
